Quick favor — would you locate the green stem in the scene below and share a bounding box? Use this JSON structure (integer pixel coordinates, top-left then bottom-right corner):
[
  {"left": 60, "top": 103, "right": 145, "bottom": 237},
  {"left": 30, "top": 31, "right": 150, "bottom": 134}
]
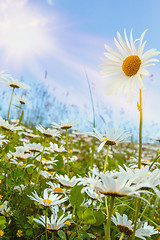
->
[
  {"left": 139, "top": 194, "right": 153, "bottom": 221},
  {"left": 104, "top": 146, "right": 109, "bottom": 216},
  {"left": 91, "top": 136, "right": 95, "bottom": 168},
  {"left": 17, "top": 103, "right": 22, "bottom": 119},
  {"left": 52, "top": 231, "right": 54, "bottom": 240},
  {"left": 7, "top": 87, "right": 15, "bottom": 121},
  {"left": 131, "top": 198, "right": 141, "bottom": 240},
  {"left": 104, "top": 145, "right": 109, "bottom": 173},
  {"left": 105, "top": 196, "right": 115, "bottom": 240},
  {"left": 119, "top": 232, "right": 125, "bottom": 240},
  {"left": 45, "top": 208, "right": 48, "bottom": 240},
  {"left": 151, "top": 196, "right": 159, "bottom": 220},
  {"left": 34, "top": 138, "right": 46, "bottom": 189},
  {"left": 65, "top": 129, "right": 69, "bottom": 176},
  {"left": 138, "top": 88, "right": 143, "bottom": 169},
  {"left": 104, "top": 196, "right": 109, "bottom": 216},
  {"left": 132, "top": 88, "right": 143, "bottom": 240}
]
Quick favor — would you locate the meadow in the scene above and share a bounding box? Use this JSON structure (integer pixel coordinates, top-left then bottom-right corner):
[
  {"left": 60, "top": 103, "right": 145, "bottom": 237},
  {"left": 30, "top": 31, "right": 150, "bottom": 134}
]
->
[{"left": 0, "top": 29, "right": 160, "bottom": 240}]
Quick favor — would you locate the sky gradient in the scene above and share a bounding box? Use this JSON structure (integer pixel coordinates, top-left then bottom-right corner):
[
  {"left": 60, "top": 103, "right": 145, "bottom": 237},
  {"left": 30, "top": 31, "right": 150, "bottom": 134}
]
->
[{"left": 0, "top": 0, "right": 160, "bottom": 140}]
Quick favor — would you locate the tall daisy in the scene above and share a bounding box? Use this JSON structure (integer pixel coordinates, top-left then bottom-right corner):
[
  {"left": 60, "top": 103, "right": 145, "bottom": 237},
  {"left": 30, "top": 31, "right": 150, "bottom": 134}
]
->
[{"left": 100, "top": 29, "right": 159, "bottom": 100}]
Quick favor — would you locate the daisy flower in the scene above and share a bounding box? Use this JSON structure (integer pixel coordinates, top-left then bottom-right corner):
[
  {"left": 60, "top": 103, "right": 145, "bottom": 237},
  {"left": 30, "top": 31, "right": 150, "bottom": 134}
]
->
[
  {"left": 0, "top": 77, "right": 30, "bottom": 89},
  {"left": 112, "top": 213, "right": 134, "bottom": 236},
  {"left": 40, "top": 170, "right": 55, "bottom": 179},
  {"left": 55, "top": 174, "right": 78, "bottom": 187},
  {"left": 0, "top": 116, "right": 22, "bottom": 131},
  {"left": 15, "top": 94, "right": 31, "bottom": 106},
  {"left": 36, "top": 125, "right": 61, "bottom": 138},
  {"left": 135, "top": 222, "right": 158, "bottom": 239},
  {"left": 112, "top": 213, "right": 158, "bottom": 239},
  {"left": 23, "top": 142, "right": 43, "bottom": 153},
  {"left": 52, "top": 119, "right": 78, "bottom": 130},
  {"left": 33, "top": 206, "right": 72, "bottom": 231},
  {"left": 89, "top": 171, "right": 150, "bottom": 198},
  {"left": 47, "top": 182, "right": 66, "bottom": 194},
  {"left": 45, "top": 142, "right": 65, "bottom": 153},
  {"left": 27, "top": 189, "right": 68, "bottom": 207},
  {"left": 100, "top": 29, "right": 160, "bottom": 100},
  {"left": 88, "top": 127, "right": 131, "bottom": 152},
  {"left": 119, "top": 165, "right": 160, "bottom": 198}
]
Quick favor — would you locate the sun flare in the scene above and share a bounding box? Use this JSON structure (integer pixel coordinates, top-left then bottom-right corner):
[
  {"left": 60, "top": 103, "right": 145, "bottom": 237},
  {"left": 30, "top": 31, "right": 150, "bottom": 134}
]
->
[{"left": 0, "top": 1, "right": 54, "bottom": 67}]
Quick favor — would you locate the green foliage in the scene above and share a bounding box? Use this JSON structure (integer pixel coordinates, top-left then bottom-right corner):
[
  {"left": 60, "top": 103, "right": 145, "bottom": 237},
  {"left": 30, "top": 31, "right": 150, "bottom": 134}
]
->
[
  {"left": 58, "top": 230, "right": 67, "bottom": 240},
  {"left": 69, "top": 185, "right": 85, "bottom": 209},
  {"left": 54, "top": 154, "right": 64, "bottom": 171},
  {"left": 0, "top": 216, "right": 6, "bottom": 230}
]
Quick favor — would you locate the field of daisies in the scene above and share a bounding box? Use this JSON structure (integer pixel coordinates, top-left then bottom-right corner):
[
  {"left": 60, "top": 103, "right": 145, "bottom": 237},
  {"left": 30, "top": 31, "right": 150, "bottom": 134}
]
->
[{"left": 0, "top": 29, "right": 160, "bottom": 240}]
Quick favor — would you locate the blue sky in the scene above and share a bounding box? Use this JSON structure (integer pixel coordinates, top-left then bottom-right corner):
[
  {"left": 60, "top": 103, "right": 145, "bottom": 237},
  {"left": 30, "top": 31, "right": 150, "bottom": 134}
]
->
[{"left": 0, "top": 0, "right": 160, "bottom": 139}]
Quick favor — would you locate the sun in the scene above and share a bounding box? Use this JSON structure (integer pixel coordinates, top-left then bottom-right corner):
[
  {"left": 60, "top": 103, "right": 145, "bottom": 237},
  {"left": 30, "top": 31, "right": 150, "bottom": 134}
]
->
[
  {"left": 1, "top": 14, "right": 43, "bottom": 55},
  {"left": 0, "top": 1, "right": 54, "bottom": 68}
]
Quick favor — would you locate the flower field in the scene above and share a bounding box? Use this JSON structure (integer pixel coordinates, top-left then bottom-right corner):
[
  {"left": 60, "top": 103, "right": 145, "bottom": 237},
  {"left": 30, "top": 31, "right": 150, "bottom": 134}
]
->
[
  {"left": 0, "top": 30, "right": 160, "bottom": 240},
  {"left": 0, "top": 119, "right": 159, "bottom": 240}
]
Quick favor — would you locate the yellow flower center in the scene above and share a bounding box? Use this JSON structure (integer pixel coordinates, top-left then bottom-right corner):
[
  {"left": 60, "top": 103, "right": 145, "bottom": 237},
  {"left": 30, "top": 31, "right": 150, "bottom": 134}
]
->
[
  {"left": 53, "top": 187, "right": 63, "bottom": 193},
  {"left": 42, "top": 199, "right": 52, "bottom": 205},
  {"left": 0, "top": 230, "right": 4, "bottom": 237},
  {"left": 122, "top": 55, "right": 141, "bottom": 77},
  {"left": 65, "top": 221, "right": 71, "bottom": 226}
]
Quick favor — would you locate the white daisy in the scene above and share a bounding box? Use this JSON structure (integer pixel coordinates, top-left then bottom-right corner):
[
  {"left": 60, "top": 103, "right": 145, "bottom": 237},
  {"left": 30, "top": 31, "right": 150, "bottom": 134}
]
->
[
  {"left": 135, "top": 222, "right": 158, "bottom": 240},
  {"left": 0, "top": 116, "right": 22, "bottom": 131},
  {"left": 47, "top": 182, "right": 66, "bottom": 194},
  {"left": 33, "top": 206, "right": 72, "bottom": 231},
  {"left": 55, "top": 174, "right": 78, "bottom": 187},
  {"left": 15, "top": 94, "right": 31, "bottom": 106},
  {"left": 89, "top": 171, "right": 150, "bottom": 198},
  {"left": 23, "top": 142, "right": 43, "bottom": 153},
  {"left": 118, "top": 165, "right": 160, "bottom": 197},
  {"left": 36, "top": 125, "right": 61, "bottom": 138},
  {"left": 112, "top": 212, "right": 134, "bottom": 236},
  {"left": 45, "top": 142, "right": 65, "bottom": 153},
  {"left": 52, "top": 119, "right": 78, "bottom": 130},
  {"left": 27, "top": 189, "right": 68, "bottom": 207},
  {"left": 0, "top": 77, "right": 30, "bottom": 89},
  {"left": 88, "top": 127, "right": 131, "bottom": 152},
  {"left": 40, "top": 170, "right": 55, "bottom": 179},
  {"left": 100, "top": 29, "right": 160, "bottom": 100}
]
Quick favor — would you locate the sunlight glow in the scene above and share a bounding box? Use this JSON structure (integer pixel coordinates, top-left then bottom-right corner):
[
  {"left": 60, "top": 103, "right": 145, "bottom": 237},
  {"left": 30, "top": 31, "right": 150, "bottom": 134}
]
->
[
  {"left": 1, "top": 15, "right": 46, "bottom": 55},
  {"left": 0, "top": 0, "right": 54, "bottom": 68}
]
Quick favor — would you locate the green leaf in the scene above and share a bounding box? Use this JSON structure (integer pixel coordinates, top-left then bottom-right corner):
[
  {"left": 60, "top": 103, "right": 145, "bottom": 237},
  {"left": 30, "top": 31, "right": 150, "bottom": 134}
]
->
[
  {"left": 77, "top": 206, "right": 86, "bottom": 220},
  {"left": 26, "top": 229, "right": 32, "bottom": 236},
  {"left": 57, "top": 230, "right": 67, "bottom": 240},
  {"left": 82, "top": 225, "right": 91, "bottom": 231},
  {"left": 0, "top": 216, "right": 6, "bottom": 225},
  {"left": 54, "top": 154, "right": 64, "bottom": 170},
  {"left": 83, "top": 208, "right": 93, "bottom": 218},
  {"left": 83, "top": 208, "right": 96, "bottom": 224},
  {"left": 93, "top": 211, "right": 105, "bottom": 226},
  {"left": 26, "top": 166, "right": 34, "bottom": 174},
  {"left": 19, "top": 110, "right": 24, "bottom": 125},
  {"left": 69, "top": 185, "right": 85, "bottom": 208},
  {"left": 88, "top": 233, "right": 96, "bottom": 238},
  {"left": 69, "top": 232, "right": 76, "bottom": 240},
  {"left": 84, "top": 214, "right": 96, "bottom": 224}
]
